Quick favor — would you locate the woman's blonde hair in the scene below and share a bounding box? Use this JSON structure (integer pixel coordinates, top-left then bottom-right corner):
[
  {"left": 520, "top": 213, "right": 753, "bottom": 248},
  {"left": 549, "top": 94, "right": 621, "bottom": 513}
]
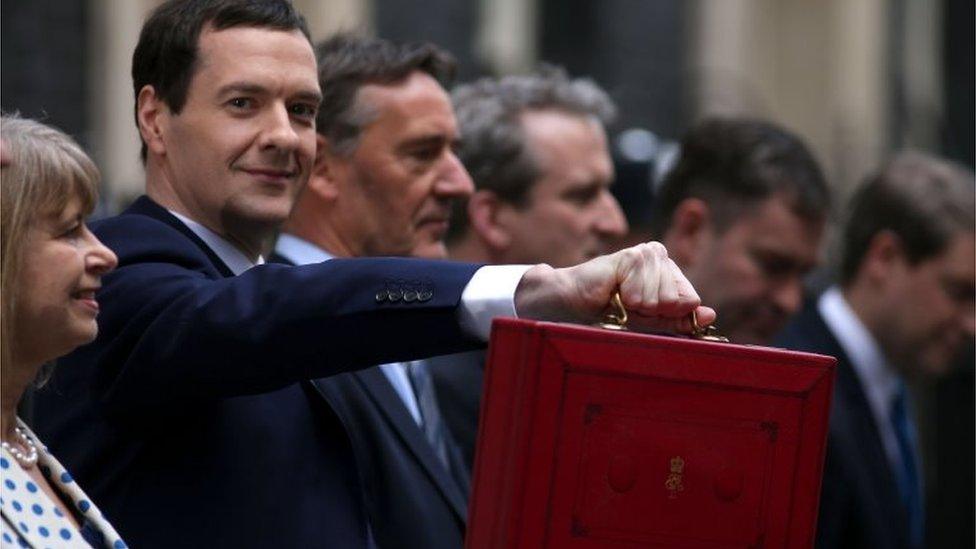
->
[{"left": 1, "top": 114, "right": 100, "bottom": 368}]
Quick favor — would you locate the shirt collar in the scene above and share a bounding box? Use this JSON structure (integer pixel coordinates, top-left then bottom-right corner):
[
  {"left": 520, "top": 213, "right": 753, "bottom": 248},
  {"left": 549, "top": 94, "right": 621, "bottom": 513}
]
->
[
  {"left": 818, "top": 285, "right": 902, "bottom": 415},
  {"left": 168, "top": 211, "right": 263, "bottom": 276},
  {"left": 274, "top": 233, "right": 334, "bottom": 264}
]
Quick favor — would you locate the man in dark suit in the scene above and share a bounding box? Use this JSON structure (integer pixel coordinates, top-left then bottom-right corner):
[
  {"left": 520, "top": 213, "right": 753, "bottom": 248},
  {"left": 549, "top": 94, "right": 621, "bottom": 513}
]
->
[
  {"left": 29, "top": 1, "right": 714, "bottom": 547},
  {"left": 272, "top": 34, "right": 474, "bottom": 548},
  {"left": 430, "top": 69, "right": 629, "bottom": 468},
  {"left": 775, "top": 152, "right": 975, "bottom": 549}
]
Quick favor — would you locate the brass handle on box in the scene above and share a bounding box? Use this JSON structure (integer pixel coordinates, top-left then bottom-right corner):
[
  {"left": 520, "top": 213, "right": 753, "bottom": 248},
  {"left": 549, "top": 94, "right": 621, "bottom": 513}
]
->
[
  {"left": 690, "top": 310, "right": 730, "bottom": 342},
  {"left": 597, "top": 291, "right": 730, "bottom": 342},
  {"left": 596, "top": 292, "right": 629, "bottom": 330}
]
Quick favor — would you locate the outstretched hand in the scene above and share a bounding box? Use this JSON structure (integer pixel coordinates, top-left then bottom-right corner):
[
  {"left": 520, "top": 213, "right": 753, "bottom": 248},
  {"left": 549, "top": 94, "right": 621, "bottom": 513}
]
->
[{"left": 513, "top": 242, "right": 717, "bottom": 334}]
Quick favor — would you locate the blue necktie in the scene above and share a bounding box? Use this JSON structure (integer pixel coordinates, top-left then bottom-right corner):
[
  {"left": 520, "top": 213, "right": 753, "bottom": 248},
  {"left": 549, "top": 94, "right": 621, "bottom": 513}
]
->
[
  {"left": 890, "top": 382, "right": 924, "bottom": 548},
  {"left": 407, "top": 360, "right": 451, "bottom": 472}
]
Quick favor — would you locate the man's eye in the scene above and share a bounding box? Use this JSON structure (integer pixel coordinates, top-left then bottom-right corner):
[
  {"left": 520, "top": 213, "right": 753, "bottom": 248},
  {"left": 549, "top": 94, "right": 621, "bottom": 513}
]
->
[
  {"left": 289, "top": 103, "right": 318, "bottom": 120},
  {"left": 228, "top": 98, "right": 253, "bottom": 110},
  {"left": 565, "top": 187, "right": 601, "bottom": 205},
  {"left": 411, "top": 148, "right": 440, "bottom": 162},
  {"left": 943, "top": 280, "right": 976, "bottom": 304}
]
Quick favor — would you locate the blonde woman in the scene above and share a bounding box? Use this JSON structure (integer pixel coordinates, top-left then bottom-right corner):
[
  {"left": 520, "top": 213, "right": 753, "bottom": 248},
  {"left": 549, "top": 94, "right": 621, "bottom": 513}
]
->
[{"left": 1, "top": 115, "right": 126, "bottom": 548}]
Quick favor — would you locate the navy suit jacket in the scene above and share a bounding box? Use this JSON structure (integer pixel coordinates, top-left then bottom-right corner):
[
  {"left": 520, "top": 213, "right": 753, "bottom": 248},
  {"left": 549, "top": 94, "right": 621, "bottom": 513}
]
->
[
  {"left": 775, "top": 303, "right": 912, "bottom": 549},
  {"left": 270, "top": 253, "right": 470, "bottom": 549},
  {"left": 31, "top": 196, "right": 484, "bottom": 548}
]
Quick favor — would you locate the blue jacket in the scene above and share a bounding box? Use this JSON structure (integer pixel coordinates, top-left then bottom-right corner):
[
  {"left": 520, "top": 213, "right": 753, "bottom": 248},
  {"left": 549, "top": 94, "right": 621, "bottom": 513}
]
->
[
  {"left": 271, "top": 252, "right": 470, "bottom": 549},
  {"left": 31, "top": 196, "right": 483, "bottom": 548}
]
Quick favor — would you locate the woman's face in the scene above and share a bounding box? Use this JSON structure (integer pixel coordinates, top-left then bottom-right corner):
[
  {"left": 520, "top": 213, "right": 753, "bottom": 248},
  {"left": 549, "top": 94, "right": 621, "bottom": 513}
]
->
[{"left": 13, "top": 195, "right": 117, "bottom": 366}]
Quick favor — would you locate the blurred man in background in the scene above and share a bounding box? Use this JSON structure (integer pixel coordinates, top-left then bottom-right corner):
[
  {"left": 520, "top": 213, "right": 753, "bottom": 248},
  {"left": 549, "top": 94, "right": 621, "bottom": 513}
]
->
[
  {"left": 776, "top": 151, "right": 975, "bottom": 549},
  {"left": 650, "top": 117, "right": 831, "bottom": 344},
  {"left": 431, "top": 68, "right": 628, "bottom": 467}
]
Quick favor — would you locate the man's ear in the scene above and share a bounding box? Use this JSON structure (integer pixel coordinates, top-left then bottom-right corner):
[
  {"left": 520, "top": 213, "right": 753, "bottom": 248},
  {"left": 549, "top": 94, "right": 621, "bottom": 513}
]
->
[
  {"left": 467, "top": 190, "right": 512, "bottom": 251},
  {"left": 137, "top": 85, "right": 168, "bottom": 157},
  {"left": 306, "top": 134, "right": 341, "bottom": 202},
  {"left": 665, "top": 197, "right": 712, "bottom": 267},
  {"left": 860, "top": 230, "right": 907, "bottom": 285}
]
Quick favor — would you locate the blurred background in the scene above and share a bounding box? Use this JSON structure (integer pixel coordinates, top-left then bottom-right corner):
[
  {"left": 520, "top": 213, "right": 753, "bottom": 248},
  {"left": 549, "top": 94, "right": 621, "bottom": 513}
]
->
[{"left": 2, "top": 0, "right": 973, "bottom": 546}]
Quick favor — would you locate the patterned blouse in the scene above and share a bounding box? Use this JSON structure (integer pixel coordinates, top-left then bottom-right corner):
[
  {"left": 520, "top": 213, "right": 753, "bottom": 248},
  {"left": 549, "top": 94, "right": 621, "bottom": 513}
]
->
[{"left": 0, "top": 419, "right": 127, "bottom": 548}]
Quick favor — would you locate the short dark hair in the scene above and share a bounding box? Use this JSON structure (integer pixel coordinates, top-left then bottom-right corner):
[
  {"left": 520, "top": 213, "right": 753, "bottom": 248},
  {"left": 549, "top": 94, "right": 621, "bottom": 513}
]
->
[
  {"left": 840, "top": 151, "right": 975, "bottom": 284},
  {"left": 651, "top": 117, "right": 830, "bottom": 237},
  {"left": 314, "top": 33, "right": 456, "bottom": 155},
  {"left": 132, "top": 0, "right": 311, "bottom": 161}
]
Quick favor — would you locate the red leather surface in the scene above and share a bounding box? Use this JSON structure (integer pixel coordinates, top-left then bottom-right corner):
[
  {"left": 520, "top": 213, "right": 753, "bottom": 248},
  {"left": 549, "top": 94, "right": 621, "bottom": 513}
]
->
[{"left": 466, "top": 318, "right": 836, "bottom": 549}]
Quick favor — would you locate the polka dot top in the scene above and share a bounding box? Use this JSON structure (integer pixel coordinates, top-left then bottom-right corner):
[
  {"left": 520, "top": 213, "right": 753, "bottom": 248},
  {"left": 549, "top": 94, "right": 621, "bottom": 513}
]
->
[{"left": 0, "top": 419, "right": 127, "bottom": 548}]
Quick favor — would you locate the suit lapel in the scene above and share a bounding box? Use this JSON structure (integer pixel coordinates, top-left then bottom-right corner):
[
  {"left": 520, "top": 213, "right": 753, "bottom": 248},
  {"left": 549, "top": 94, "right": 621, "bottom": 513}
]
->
[
  {"left": 125, "top": 196, "right": 235, "bottom": 278},
  {"left": 272, "top": 246, "right": 467, "bottom": 520},
  {"left": 809, "top": 310, "right": 908, "bottom": 526},
  {"left": 353, "top": 367, "right": 468, "bottom": 520}
]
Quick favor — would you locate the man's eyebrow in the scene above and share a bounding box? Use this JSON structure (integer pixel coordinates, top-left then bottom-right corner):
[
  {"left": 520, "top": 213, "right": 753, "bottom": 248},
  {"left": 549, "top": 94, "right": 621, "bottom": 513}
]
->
[
  {"left": 216, "top": 82, "right": 268, "bottom": 97},
  {"left": 216, "top": 82, "right": 323, "bottom": 103},
  {"left": 399, "top": 134, "right": 449, "bottom": 149},
  {"left": 294, "top": 90, "right": 324, "bottom": 103}
]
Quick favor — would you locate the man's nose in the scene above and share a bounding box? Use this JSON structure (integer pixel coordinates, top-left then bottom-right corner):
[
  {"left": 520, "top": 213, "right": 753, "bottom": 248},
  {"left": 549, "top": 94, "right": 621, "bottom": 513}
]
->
[
  {"left": 771, "top": 276, "right": 804, "bottom": 317},
  {"left": 259, "top": 104, "right": 301, "bottom": 151},
  {"left": 594, "top": 192, "right": 628, "bottom": 238},
  {"left": 959, "top": 303, "right": 976, "bottom": 338},
  {"left": 434, "top": 152, "right": 474, "bottom": 199}
]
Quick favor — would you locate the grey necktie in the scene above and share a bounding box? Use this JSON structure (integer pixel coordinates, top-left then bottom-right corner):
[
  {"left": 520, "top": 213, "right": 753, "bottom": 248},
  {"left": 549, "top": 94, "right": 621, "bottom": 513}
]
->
[{"left": 407, "top": 360, "right": 451, "bottom": 471}]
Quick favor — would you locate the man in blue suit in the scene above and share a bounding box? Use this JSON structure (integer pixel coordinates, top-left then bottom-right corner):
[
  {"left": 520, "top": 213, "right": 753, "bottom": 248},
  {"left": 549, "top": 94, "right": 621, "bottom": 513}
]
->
[
  {"left": 273, "top": 34, "right": 475, "bottom": 548},
  {"left": 29, "top": 1, "right": 714, "bottom": 547},
  {"left": 776, "top": 152, "right": 975, "bottom": 549}
]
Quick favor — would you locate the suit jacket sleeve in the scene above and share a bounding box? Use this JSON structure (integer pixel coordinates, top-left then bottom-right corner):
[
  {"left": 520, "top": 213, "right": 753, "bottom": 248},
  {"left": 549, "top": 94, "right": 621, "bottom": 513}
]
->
[{"left": 76, "top": 213, "right": 484, "bottom": 414}]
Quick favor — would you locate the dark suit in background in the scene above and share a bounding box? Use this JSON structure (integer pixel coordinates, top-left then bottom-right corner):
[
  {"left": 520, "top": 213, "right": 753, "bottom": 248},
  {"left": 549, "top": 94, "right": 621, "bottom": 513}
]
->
[
  {"left": 775, "top": 302, "right": 912, "bottom": 549},
  {"left": 31, "top": 197, "right": 483, "bottom": 548},
  {"left": 271, "top": 252, "right": 470, "bottom": 549}
]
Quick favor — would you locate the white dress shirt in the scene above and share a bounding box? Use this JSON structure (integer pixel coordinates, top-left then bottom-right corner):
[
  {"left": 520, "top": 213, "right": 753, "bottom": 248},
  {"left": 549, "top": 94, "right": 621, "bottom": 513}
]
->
[
  {"left": 170, "top": 211, "right": 264, "bottom": 275},
  {"left": 818, "top": 286, "right": 906, "bottom": 473}
]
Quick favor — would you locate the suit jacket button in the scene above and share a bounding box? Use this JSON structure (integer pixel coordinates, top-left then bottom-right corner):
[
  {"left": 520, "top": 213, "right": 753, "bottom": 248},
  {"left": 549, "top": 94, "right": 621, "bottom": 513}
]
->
[
  {"left": 403, "top": 290, "right": 418, "bottom": 302},
  {"left": 388, "top": 289, "right": 403, "bottom": 302},
  {"left": 417, "top": 290, "right": 433, "bottom": 302},
  {"left": 375, "top": 290, "right": 388, "bottom": 302}
]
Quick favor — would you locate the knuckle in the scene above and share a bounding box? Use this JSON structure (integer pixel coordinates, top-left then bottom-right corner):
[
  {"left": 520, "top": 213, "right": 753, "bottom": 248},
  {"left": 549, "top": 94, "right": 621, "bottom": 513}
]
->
[{"left": 646, "top": 241, "right": 668, "bottom": 258}]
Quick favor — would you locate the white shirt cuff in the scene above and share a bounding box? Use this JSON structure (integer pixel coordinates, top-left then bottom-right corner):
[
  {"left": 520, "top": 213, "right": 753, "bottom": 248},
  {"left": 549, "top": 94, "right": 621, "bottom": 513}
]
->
[{"left": 458, "top": 265, "right": 531, "bottom": 341}]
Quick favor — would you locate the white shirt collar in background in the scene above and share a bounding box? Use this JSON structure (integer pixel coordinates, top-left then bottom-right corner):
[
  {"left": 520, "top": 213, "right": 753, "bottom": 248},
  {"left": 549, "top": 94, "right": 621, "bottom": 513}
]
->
[{"left": 818, "top": 285, "right": 904, "bottom": 470}]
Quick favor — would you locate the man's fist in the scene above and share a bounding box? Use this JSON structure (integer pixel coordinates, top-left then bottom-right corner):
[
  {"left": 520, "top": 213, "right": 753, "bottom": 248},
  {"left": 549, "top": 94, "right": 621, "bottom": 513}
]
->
[{"left": 513, "top": 242, "right": 716, "bottom": 333}]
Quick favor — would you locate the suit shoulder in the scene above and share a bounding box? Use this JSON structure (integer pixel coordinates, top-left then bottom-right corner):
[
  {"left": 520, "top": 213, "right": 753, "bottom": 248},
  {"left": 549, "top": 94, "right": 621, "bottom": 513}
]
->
[{"left": 90, "top": 213, "right": 216, "bottom": 274}]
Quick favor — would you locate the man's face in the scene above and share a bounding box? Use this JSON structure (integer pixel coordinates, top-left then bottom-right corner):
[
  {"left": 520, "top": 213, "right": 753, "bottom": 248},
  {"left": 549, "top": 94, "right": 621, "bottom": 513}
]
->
[
  {"left": 154, "top": 26, "right": 321, "bottom": 244},
  {"left": 683, "top": 195, "right": 824, "bottom": 344},
  {"left": 493, "top": 110, "right": 627, "bottom": 267},
  {"left": 877, "top": 232, "right": 976, "bottom": 377},
  {"left": 327, "top": 71, "right": 473, "bottom": 259}
]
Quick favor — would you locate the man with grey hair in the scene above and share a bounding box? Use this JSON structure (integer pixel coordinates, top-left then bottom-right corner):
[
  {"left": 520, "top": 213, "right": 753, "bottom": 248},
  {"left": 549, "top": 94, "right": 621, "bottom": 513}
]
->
[
  {"left": 444, "top": 67, "right": 627, "bottom": 267},
  {"left": 776, "top": 151, "right": 975, "bottom": 549},
  {"left": 431, "top": 68, "right": 628, "bottom": 467}
]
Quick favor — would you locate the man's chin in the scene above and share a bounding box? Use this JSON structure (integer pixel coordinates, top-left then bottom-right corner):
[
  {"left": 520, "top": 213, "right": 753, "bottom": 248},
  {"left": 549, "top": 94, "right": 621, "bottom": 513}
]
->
[{"left": 411, "top": 241, "right": 449, "bottom": 260}]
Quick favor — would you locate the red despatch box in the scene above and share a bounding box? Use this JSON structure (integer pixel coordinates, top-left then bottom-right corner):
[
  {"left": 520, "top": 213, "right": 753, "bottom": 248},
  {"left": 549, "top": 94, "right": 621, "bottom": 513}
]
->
[{"left": 466, "top": 318, "right": 836, "bottom": 549}]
